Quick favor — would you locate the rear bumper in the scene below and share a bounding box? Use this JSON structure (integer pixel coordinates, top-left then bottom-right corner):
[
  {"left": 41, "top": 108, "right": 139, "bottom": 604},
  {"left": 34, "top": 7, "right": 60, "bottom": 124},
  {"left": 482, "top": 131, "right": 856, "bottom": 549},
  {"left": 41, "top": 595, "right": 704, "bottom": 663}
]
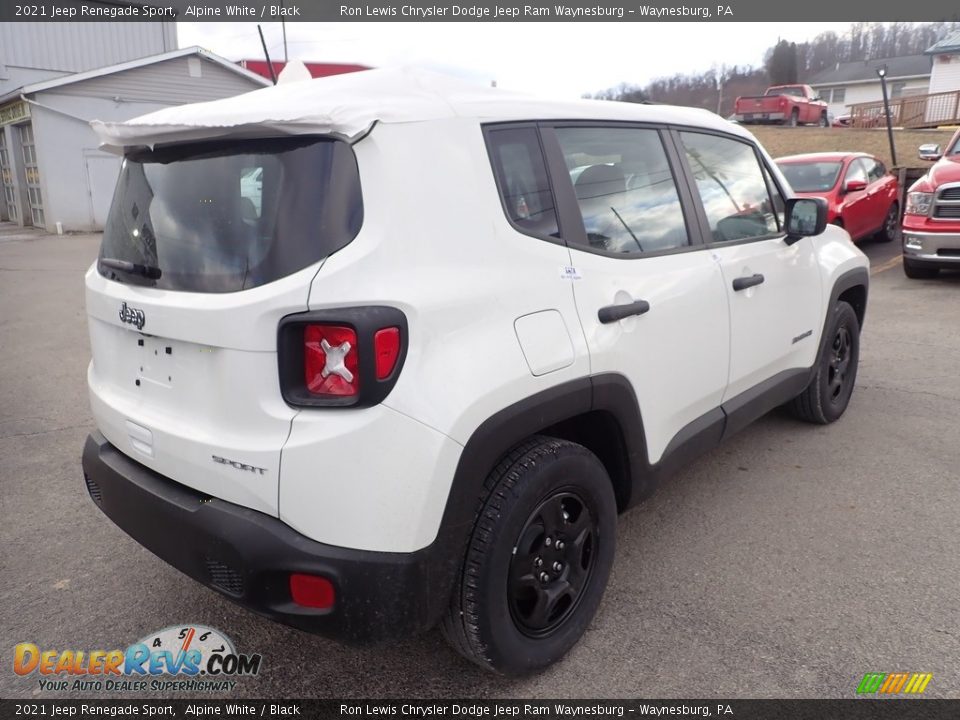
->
[
  {"left": 902, "top": 230, "right": 960, "bottom": 266},
  {"left": 82, "top": 432, "right": 447, "bottom": 644},
  {"left": 735, "top": 112, "right": 786, "bottom": 122}
]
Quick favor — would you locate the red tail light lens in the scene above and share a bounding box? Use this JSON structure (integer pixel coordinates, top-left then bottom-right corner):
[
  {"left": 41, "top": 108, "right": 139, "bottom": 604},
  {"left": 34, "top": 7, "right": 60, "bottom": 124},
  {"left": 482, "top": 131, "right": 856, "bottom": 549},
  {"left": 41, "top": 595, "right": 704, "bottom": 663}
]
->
[
  {"left": 304, "top": 324, "right": 359, "bottom": 397},
  {"left": 289, "top": 573, "right": 336, "bottom": 609},
  {"left": 278, "top": 307, "right": 407, "bottom": 408},
  {"left": 373, "top": 327, "right": 401, "bottom": 380}
]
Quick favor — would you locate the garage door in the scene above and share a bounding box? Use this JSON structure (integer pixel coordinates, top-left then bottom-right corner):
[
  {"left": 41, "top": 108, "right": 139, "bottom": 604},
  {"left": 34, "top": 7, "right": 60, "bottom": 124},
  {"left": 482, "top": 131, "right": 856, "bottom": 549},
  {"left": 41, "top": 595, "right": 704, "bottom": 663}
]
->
[
  {"left": 0, "top": 131, "right": 17, "bottom": 223},
  {"left": 19, "top": 123, "right": 43, "bottom": 227}
]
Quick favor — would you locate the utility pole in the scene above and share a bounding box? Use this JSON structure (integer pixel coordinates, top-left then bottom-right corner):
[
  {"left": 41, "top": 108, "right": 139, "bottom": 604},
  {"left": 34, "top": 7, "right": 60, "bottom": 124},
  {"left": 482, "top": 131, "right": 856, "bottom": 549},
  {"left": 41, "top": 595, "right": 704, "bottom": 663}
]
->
[{"left": 877, "top": 65, "right": 898, "bottom": 166}]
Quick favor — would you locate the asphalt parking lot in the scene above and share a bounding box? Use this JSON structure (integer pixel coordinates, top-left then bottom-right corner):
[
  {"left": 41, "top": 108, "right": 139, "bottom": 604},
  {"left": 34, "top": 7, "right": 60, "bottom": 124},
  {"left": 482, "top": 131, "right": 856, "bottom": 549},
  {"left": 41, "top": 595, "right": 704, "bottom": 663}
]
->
[{"left": 1, "top": 228, "right": 958, "bottom": 699}]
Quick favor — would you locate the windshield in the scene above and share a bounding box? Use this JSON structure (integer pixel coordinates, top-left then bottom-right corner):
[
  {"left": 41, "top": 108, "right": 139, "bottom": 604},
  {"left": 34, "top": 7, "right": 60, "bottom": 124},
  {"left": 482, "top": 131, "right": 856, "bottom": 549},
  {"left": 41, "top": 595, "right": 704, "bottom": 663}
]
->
[
  {"left": 777, "top": 161, "right": 843, "bottom": 193},
  {"left": 99, "top": 137, "right": 363, "bottom": 293}
]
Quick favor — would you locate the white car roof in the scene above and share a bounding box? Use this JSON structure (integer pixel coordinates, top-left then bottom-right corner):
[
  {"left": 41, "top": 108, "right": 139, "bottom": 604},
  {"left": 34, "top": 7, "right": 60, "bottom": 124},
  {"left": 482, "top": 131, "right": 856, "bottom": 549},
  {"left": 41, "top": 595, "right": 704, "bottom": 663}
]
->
[{"left": 91, "top": 67, "right": 751, "bottom": 153}]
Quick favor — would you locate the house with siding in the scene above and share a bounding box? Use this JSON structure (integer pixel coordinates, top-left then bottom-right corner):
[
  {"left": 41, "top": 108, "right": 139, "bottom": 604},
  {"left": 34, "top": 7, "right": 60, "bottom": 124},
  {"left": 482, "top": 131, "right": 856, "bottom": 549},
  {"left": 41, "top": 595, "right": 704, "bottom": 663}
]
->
[
  {"left": 0, "top": 39, "right": 267, "bottom": 232},
  {"left": 807, "top": 54, "right": 933, "bottom": 118},
  {"left": 926, "top": 30, "right": 960, "bottom": 95}
]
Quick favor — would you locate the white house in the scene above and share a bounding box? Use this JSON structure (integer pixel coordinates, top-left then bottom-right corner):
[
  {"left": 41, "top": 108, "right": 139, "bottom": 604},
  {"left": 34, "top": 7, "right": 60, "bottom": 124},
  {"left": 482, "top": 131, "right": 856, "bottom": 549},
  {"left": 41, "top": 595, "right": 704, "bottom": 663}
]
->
[
  {"left": 807, "top": 54, "right": 933, "bottom": 118},
  {"left": 926, "top": 30, "right": 960, "bottom": 95}
]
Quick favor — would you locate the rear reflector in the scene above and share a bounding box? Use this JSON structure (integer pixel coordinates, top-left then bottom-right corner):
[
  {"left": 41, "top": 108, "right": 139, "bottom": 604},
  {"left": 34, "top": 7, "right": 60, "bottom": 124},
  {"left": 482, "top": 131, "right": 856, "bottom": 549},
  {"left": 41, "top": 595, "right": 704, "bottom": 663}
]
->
[
  {"left": 304, "top": 324, "right": 359, "bottom": 397},
  {"left": 289, "top": 573, "right": 336, "bottom": 609},
  {"left": 373, "top": 327, "right": 401, "bottom": 380}
]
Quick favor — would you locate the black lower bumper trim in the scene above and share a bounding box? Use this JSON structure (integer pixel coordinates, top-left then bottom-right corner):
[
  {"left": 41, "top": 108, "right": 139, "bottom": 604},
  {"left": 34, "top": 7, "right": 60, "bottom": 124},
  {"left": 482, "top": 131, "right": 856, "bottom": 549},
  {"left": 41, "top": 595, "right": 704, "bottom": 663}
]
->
[{"left": 82, "top": 432, "right": 446, "bottom": 644}]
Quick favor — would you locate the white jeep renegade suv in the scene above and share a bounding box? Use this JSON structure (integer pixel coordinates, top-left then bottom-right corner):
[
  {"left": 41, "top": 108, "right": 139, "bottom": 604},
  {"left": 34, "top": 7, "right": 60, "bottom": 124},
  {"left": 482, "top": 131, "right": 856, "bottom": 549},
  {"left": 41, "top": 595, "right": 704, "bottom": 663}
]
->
[{"left": 82, "top": 69, "right": 869, "bottom": 675}]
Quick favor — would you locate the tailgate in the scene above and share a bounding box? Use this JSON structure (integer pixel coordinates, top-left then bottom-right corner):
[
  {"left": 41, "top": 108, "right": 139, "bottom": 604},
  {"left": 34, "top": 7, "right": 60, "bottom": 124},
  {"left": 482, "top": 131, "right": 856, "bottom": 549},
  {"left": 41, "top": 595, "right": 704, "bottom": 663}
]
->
[
  {"left": 83, "top": 135, "right": 364, "bottom": 517},
  {"left": 739, "top": 97, "right": 782, "bottom": 112},
  {"left": 85, "top": 267, "right": 317, "bottom": 516}
]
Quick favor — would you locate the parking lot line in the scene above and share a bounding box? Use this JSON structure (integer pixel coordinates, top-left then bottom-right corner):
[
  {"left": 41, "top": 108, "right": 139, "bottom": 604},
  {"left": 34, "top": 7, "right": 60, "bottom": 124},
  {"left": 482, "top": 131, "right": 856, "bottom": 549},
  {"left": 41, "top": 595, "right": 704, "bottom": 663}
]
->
[{"left": 871, "top": 255, "right": 903, "bottom": 275}]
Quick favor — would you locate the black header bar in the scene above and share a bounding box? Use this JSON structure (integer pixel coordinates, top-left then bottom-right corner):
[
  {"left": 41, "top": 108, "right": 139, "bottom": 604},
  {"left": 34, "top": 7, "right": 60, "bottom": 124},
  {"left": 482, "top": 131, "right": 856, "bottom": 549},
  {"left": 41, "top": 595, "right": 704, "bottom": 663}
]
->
[{"left": 2, "top": 0, "right": 960, "bottom": 22}]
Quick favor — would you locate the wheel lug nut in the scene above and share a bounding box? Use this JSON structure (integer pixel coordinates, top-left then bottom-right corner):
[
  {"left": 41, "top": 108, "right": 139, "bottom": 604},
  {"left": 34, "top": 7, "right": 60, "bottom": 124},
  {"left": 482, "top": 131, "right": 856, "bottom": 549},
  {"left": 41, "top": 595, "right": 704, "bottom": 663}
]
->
[
  {"left": 553, "top": 561, "right": 563, "bottom": 572},
  {"left": 534, "top": 557, "right": 543, "bottom": 568},
  {"left": 539, "top": 572, "right": 550, "bottom": 583},
  {"left": 555, "top": 540, "right": 565, "bottom": 551},
  {"left": 545, "top": 537, "right": 552, "bottom": 547}
]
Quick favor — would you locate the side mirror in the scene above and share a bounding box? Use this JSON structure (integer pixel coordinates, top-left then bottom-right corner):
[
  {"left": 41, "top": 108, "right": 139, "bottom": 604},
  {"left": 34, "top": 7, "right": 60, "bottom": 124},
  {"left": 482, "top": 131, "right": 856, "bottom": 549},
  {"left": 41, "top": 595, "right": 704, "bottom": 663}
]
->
[
  {"left": 918, "top": 143, "right": 942, "bottom": 161},
  {"left": 844, "top": 178, "right": 868, "bottom": 193},
  {"left": 784, "top": 197, "right": 828, "bottom": 244}
]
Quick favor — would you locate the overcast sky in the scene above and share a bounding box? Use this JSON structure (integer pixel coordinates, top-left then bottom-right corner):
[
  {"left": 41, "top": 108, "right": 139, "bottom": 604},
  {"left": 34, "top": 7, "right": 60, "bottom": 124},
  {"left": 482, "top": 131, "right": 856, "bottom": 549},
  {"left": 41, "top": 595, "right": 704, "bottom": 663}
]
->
[{"left": 178, "top": 22, "right": 857, "bottom": 98}]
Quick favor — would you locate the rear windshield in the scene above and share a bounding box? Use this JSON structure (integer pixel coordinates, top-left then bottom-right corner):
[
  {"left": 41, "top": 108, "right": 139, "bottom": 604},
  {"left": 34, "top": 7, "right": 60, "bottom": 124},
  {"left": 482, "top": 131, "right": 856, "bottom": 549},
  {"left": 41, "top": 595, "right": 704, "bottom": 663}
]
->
[
  {"left": 777, "top": 161, "right": 842, "bottom": 193},
  {"left": 99, "top": 137, "right": 363, "bottom": 293},
  {"left": 767, "top": 87, "right": 802, "bottom": 97}
]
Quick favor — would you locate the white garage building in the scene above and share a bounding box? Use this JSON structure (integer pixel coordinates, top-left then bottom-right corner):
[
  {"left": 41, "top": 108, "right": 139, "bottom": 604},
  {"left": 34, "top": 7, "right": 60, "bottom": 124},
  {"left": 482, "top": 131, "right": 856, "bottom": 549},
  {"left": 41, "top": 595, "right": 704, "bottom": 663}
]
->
[{"left": 0, "top": 25, "right": 267, "bottom": 232}]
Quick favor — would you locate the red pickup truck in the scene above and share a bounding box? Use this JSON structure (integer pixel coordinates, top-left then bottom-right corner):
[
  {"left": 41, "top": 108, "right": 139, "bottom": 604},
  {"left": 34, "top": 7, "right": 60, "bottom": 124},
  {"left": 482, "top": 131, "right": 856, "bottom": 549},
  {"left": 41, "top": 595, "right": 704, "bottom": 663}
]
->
[
  {"left": 734, "top": 85, "right": 829, "bottom": 127},
  {"left": 901, "top": 130, "right": 960, "bottom": 278}
]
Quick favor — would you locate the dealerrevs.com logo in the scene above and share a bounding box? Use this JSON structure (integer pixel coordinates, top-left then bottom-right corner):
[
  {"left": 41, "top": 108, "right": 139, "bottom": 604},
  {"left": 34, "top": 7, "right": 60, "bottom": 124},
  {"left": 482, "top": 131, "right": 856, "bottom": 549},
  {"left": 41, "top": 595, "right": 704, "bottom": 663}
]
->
[{"left": 14, "top": 625, "right": 262, "bottom": 693}]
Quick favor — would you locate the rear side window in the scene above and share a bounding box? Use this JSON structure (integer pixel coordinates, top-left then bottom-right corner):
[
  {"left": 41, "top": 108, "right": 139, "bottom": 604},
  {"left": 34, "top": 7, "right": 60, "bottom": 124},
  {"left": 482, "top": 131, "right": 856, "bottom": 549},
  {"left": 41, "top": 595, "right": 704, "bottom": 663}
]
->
[
  {"left": 99, "top": 137, "right": 363, "bottom": 293},
  {"left": 679, "top": 132, "right": 780, "bottom": 243},
  {"left": 485, "top": 127, "right": 559, "bottom": 239},
  {"left": 555, "top": 127, "right": 689, "bottom": 255}
]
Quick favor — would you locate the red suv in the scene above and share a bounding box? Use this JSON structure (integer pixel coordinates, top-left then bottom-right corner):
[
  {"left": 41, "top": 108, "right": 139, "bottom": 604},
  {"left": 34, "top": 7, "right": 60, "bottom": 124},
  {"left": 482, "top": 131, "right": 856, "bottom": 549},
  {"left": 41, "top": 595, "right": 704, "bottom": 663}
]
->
[{"left": 776, "top": 152, "right": 900, "bottom": 243}]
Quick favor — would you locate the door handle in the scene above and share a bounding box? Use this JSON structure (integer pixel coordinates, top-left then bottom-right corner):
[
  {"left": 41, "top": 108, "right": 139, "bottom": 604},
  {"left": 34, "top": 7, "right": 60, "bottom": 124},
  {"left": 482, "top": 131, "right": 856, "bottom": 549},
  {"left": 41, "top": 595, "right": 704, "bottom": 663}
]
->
[
  {"left": 598, "top": 300, "right": 650, "bottom": 324},
  {"left": 732, "top": 273, "right": 765, "bottom": 291}
]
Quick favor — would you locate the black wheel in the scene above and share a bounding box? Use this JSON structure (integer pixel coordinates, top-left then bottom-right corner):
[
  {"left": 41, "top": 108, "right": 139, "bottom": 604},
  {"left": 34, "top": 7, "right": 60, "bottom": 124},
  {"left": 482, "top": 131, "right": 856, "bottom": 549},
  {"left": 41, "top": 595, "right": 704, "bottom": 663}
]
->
[
  {"left": 441, "top": 436, "right": 616, "bottom": 675},
  {"left": 789, "top": 301, "right": 860, "bottom": 424},
  {"left": 875, "top": 202, "right": 898, "bottom": 243},
  {"left": 787, "top": 109, "right": 799, "bottom": 127},
  {"left": 819, "top": 112, "right": 829, "bottom": 128},
  {"left": 903, "top": 258, "right": 938, "bottom": 279}
]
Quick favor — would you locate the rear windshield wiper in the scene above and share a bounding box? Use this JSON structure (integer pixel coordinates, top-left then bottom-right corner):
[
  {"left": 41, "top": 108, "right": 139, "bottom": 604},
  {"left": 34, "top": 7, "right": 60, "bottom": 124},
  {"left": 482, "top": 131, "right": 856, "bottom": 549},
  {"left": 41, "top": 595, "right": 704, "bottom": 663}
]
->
[{"left": 100, "top": 257, "right": 162, "bottom": 280}]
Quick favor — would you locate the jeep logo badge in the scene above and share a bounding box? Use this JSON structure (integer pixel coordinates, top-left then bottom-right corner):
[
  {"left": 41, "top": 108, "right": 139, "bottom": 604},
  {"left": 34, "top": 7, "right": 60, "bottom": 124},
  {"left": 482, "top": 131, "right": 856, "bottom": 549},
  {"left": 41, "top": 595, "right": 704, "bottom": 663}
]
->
[{"left": 119, "top": 302, "right": 146, "bottom": 330}]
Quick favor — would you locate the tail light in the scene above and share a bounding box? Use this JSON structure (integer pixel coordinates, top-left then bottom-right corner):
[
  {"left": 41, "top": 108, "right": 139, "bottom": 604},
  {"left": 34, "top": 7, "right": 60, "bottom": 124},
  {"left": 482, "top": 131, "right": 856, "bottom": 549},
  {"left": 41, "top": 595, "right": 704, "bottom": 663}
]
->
[
  {"left": 278, "top": 306, "right": 407, "bottom": 408},
  {"left": 304, "top": 325, "right": 360, "bottom": 397},
  {"left": 373, "top": 327, "right": 401, "bottom": 380},
  {"left": 289, "top": 573, "right": 336, "bottom": 610}
]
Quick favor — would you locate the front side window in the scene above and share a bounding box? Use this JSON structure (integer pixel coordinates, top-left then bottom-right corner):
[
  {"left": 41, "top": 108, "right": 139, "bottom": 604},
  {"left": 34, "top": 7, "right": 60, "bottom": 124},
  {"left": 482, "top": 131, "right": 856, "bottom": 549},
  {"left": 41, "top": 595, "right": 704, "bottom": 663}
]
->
[
  {"left": 554, "top": 126, "right": 689, "bottom": 255},
  {"left": 845, "top": 158, "right": 868, "bottom": 186},
  {"left": 99, "top": 137, "right": 363, "bottom": 293},
  {"left": 679, "top": 132, "right": 779, "bottom": 243},
  {"left": 864, "top": 158, "right": 886, "bottom": 183},
  {"left": 486, "top": 127, "right": 559, "bottom": 239}
]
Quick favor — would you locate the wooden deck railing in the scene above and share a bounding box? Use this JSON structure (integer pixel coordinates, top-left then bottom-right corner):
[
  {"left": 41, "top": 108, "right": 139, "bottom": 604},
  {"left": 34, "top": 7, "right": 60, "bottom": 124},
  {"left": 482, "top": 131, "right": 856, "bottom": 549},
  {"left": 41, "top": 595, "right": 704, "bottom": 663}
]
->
[{"left": 848, "top": 90, "right": 960, "bottom": 129}]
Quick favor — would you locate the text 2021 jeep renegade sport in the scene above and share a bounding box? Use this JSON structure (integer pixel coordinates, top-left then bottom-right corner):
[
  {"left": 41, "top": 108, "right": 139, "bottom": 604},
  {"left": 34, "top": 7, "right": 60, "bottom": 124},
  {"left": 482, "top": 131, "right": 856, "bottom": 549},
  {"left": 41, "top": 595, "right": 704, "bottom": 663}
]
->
[{"left": 82, "top": 69, "right": 869, "bottom": 675}]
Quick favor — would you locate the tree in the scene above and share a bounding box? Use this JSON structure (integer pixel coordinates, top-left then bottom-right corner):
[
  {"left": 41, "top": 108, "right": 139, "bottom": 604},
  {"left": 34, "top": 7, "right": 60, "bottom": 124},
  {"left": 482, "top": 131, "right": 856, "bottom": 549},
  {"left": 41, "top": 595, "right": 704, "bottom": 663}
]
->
[{"left": 766, "top": 39, "right": 799, "bottom": 85}]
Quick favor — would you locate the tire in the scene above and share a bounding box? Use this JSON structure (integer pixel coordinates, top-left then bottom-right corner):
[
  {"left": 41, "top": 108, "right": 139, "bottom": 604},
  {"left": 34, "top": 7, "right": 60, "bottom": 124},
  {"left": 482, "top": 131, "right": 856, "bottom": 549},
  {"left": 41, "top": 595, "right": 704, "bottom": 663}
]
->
[
  {"left": 903, "top": 258, "right": 938, "bottom": 279},
  {"left": 875, "top": 202, "right": 899, "bottom": 243},
  {"left": 819, "top": 112, "right": 829, "bottom": 128},
  {"left": 789, "top": 301, "right": 860, "bottom": 424},
  {"left": 441, "top": 436, "right": 617, "bottom": 675},
  {"left": 787, "top": 109, "right": 799, "bottom": 127}
]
